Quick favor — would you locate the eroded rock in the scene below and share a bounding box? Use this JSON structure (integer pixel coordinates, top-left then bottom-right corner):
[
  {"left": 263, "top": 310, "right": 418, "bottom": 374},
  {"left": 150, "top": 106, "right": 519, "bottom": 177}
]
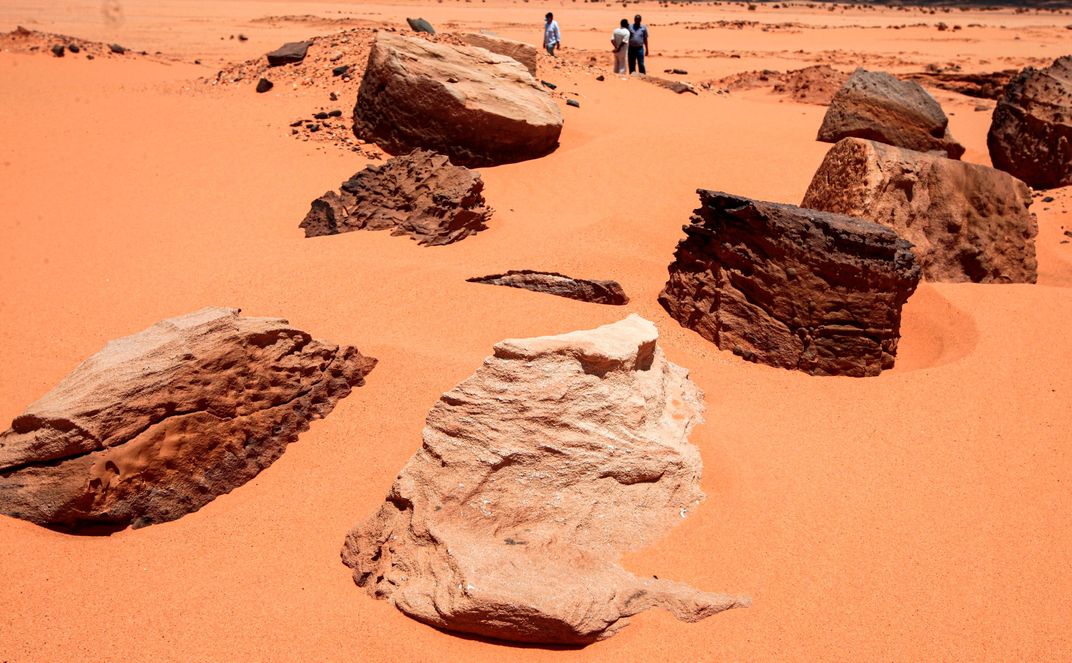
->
[
  {"left": 659, "top": 190, "right": 920, "bottom": 377},
  {"left": 460, "top": 32, "right": 538, "bottom": 76},
  {"left": 266, "top": 41, "right": 310, "bottom": 66},
  {"left": 803, "top": 138, "right": 1037, "bottom": 283},
  {"left": 467, "top": 270, "right": 628, "bottom": 304},
  {"left": 818, "top": 68, "right": 965, "bottom": 159},
  {"left": 987, "top": 55, "right": 1072, "bottom": 189},
  {"left": 341, "top": 315, "right": 746, "bottom": 644},
  {"left": 353, "top": 33, "right": 563, "bottom": 167},
  {"left": 300, "top": 149, "right": 491, "bottom": 246},
  {"left": 0, "top": 308, "right": 375, "bottom": 532}
]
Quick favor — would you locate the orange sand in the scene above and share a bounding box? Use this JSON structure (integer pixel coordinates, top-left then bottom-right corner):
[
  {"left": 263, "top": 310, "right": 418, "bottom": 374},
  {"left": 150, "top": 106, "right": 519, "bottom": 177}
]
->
[{"left": 1, "top": 1, "right": 1071, "bottom": 660}]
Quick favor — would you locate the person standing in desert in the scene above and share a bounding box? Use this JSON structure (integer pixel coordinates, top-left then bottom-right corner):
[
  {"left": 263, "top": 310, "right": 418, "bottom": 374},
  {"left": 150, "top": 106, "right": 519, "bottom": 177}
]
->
[
  {"left": 611, "top": 19, "right": 630, "bottom": 76},
  {"left": 628, "top": 14, "right": 649, "bottom": 74},
  {"left": 544, "top": 12, "right": 561, "bottom": 56}
]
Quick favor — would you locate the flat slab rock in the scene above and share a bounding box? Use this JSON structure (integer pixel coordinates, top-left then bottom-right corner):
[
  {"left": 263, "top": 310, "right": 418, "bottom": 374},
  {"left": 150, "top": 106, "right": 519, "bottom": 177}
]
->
[
  {"left": 0, "top": 308, "right": 375, "bottom": 532},
  {"left": 266, "top": 41, "right": 310, "bottom": 66},
  {"left": 818, "top": 68, "right": 965, "bottom": 159},
  {"left": 300, "top": 149, "right": 492, "bottom": 246},
  {"left": 659, "top": 190, "right": 920, "bottom": 377},
  {"left": 467, "top": 270, "right": 628, "bottom": 305},
  {"left": 353, "top": 33, "right": 563, "bottom": 167},
  {"left": 987, "top": 55, "right": 1072, "bottom": 189},
  {"left": 803, "top": 138, "right": 1037, "bottom": 284},
  {"left": 341, "top": 315, "right": 747, "bottom": 644},
  {"left": 460, "top": 32, "right": 537, "bottom": 76}
]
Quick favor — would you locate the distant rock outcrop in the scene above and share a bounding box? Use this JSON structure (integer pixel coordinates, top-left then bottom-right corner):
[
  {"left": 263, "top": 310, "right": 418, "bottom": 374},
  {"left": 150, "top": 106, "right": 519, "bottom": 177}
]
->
[
  {"left": 818, "top": 68, "right": 965, "bottom": 159},
  {"left": 341, "top": 315, "right": 747, "bottom": 644},
  {"left": 987, "top": 55, "right": 1072, "bottom": 189},
  {"left": 353, "top": 33, "right": 563, "bottom": 167},
  {"left": 266, "top": 41, "right": 310, "bottom": 66},
  {"left": 659, "top": 190, "right": 920, "bottom": 377},
  {"left": 300, "top": 149, "right": 491, "bottom": 246},
  {"left": 803, "top": 138, "right": 1037, "bottom": 283},
  {"left": 0, "top": 308, "right": 375, "bottom": 532},
  {"left": 460, "top": 32, "right": 538, "bottom": 76},
  {"left": 467, "top": 270, "right": 628, "bottom": 304}
]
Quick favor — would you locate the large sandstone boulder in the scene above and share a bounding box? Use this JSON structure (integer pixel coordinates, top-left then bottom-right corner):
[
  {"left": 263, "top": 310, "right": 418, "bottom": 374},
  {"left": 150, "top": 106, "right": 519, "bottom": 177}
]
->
[
  {"left": 987, "top": 55, "right": 1072, "bottom": 189},
  {"left": 818, "top": 68, "right": 965, "bottom": 159},
  {"left": 301, "top": 149, "right": 491, "bottom": 246},
  {"left": 341, "top": 315, "right": 747, "bottom": 644},
  {"left": 0, "top": 308, "right": 375, "bottom": 532},
  {"left": 353, "top": 33, "right": 563, "bottom": 167},
  {"left": 466, "top": 270, "right": 628, "bottom": 304},
  {"left": 461, "top": 32, "right": 537, "bottom": 76},
  {"left": 803, "top": 138, "right": 1037, "bottom": 283},
  {"left": 659, "top": 191, "right": 920, "bottom": 377}
]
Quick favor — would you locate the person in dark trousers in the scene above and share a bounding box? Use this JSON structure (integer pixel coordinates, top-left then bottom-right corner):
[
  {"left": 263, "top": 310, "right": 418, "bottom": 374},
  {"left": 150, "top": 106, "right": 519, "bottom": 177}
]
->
[{"left": 628, "top": 14, "right": 649, "bottom": 74}]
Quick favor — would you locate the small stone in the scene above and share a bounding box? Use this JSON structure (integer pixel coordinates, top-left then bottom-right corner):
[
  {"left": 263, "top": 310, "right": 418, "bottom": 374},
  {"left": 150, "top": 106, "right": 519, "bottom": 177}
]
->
[
  {"left": 406, "top": 17, "right": 435, "bottom": 34},
  {"left": 330, "top": 92, "right": 338, "bottom": 101},
  {"left": 266, "top": 41, "right": 310, "bottom": 67},
  {"left": 566, "top": 99, "right": 580, "bottom": 108},
  {"left": 194, "top": 59, "right": 201, "bottom": 65},
  {"left": 50, "top": 44, "right": 64, "bottom": 57},
  {"left": 238, "top": 34, "right": 248, "bottom": 41},
  {"left": 596, "top": 74, "right": 605, "bottom": 81},
  {"left": 109, "top": 43, "right": 126, "bottom": 55},
  {"left": 86, "top": 54, "right": 94, "bottom": 60},
  {"left": 314, "top": 111, "right": 329, "bottom": 120},
  {"left": 328, "top": 109, "right": 342, "bottom": 117},
  {"left": 541, "top": 80, "right": 557, "bottom": 90},
  {"left": 329, "top": 50, "right": 344, "bottom": 62},
  {"left": 308, "top": 124, "right": 320, "bottom": 132},
  {"left": 289, "top": 119, "right": 303, "bottom": 127},
  {"left": 332, "top": 64, "right": 349, "bottom": 77},
  {"left": 67, "top": 43, "right": 80, "bottom": 54},
  {"left": 255, "top": 77, "right": 273, "bottom": 93},
  {"left": 1043, "top": 196, "right": 1056, "bottom": 203}
]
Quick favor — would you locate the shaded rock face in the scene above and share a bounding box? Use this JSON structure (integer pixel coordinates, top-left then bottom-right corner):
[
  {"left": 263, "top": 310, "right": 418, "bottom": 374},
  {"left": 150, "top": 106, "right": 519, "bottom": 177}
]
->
[
  {"left": 353, "top": 33, "right": 563, "bottom": 167},
  {"left": 341, "top": 316, "right": 747, "bottom": 645},
  {"left": 659, "top": 191, "right": 920, "bottom": 377},
  {"left": 266, "top": 41, "right": 310, "bottom": 66},
  {"left": 466, "top": 270, "right": 628, "bottom": 305},
  {"left": 300, "top": 149, "right": 491, "bottom": 246},
  {"left": 0, "top": 308, "right": 375, "bottom": 532},
  {"left": 987, "top": 55, "right": 1072, "bottom": 189},
  {"left": 460, "top": 32, "right": 537, "bottom": 76},
  {"left": 803, "top": 138, "right": 1037, "bottom": 284},
  {"left": 818, "top": 68, "right": 965, "bottom": 159}
]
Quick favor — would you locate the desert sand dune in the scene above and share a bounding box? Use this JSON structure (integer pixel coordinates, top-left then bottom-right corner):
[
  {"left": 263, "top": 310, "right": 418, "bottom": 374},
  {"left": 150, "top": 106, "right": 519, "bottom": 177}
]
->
[{"left": 0, "top": 0, "right": 1070, "bottom": 660}]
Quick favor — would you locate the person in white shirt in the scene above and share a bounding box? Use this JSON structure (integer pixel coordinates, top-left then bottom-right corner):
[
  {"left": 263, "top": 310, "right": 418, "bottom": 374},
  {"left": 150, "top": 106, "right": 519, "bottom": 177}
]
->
[
  {"left": 543, "top": 12, "right": 561, "bottom": 56},
  {"left": 610, "top": 19, "right": 630, "bottom": 75}
]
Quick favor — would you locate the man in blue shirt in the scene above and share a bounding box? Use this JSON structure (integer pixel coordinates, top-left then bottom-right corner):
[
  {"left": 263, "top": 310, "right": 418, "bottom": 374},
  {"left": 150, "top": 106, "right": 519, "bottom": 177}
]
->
[
  {"left": 628, "top": 14, "right": 649, "bottom": 75},
  {"left": 544, "top": 13, "right": 561, "bottom": 56}
]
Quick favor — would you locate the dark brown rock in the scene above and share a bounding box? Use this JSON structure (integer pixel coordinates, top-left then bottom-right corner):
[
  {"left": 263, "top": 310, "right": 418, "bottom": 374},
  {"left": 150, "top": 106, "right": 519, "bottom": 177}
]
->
[
  {"left": 0, "top": 308, "right": 375, "bottom": 532},
  {"left": 405, "top": 17, "right": 435, "bottom": 34},
  {"left": 803, "top": 138, "right": 1037, "bottom": 283},
  {"left": 658, "top": 190, "right": 920, "bottom": 377},
  {"left": 255, "top": 77, "right": 273, "bottom": 93},
  {"left": 818, "top": 68, "right": 965, "bottom": 159},
  {"left": 353, "top": 33, "right": 563, "bottom": 167},
  {"left": 987, "top": 55, "right": 1072, "bottom": 189},
  {"left": 300, "top": 149, "right": 491, "bottom": 246},
  {"left": 467, "top": 270, "right": 628, "bottom": 304},
  {"left": 266, "top": 41, "right": 310, "bottom": 66}
]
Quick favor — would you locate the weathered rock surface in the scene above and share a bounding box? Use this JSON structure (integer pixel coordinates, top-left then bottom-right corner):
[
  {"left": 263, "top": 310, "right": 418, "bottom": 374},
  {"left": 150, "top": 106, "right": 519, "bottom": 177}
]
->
[
  {"left": 460, "top": 32, "right": 538, "bottom": 76},
  {"left": 818, "top": 68, "right": 965, "bottom": 159},
  {"left": 341, "top": 315, "right": 746, "bottom": 644},
  {"left": 659, "top": 190, "right": 920, "bottom": 377},
  {"left": 0, "top": 308, "right": 375, "bottom": 532},
  {"left": 467, "top": 270, "right": 628, "bottom": 305},
  {"left": 300, "top": 149, "right": 491, "bottom": 246},
  {"left": 803, "top": 138, "right": 1037, "bottom": 283},
  {"left": 353, "top": 33, "right": 563, "bottom": 167},
  {"left": 987, "top": 55, "right": 1072, "bottom": 189},
  {"left": 266, "top": 41, "right": 309, "bottom": 66}
]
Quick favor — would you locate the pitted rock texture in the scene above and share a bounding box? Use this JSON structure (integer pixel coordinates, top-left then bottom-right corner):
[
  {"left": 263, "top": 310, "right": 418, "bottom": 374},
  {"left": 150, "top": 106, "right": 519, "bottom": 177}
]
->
[
  {"left": 987, "top": 55, "right": 1072, "bottom": 189},
  {"left": 818, "top": 68, "right": 965, "bottom": 159},
  {"left": 341, "top": 315, "right": 747, "bottom": 644},
  {"left": 659, "top": 190, "right": 920, "bottom": 377},
  {"left": 460, "top": 32, "right": 537, "bottom": 76},
  {"left": 466, "top": 270, "right": 628, "bottom": 305},
  {"left": 0, "top": 308, "right": 375, "bottom": 532},
  {"left": 803, "top": 138, "right": 1037, "bottom": 284},
  {"left": 300, "top": 149, "right": 492, "bottom": 246},
  {"left": 353, "top": 33, "right": 563, "bottom": 167}
]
